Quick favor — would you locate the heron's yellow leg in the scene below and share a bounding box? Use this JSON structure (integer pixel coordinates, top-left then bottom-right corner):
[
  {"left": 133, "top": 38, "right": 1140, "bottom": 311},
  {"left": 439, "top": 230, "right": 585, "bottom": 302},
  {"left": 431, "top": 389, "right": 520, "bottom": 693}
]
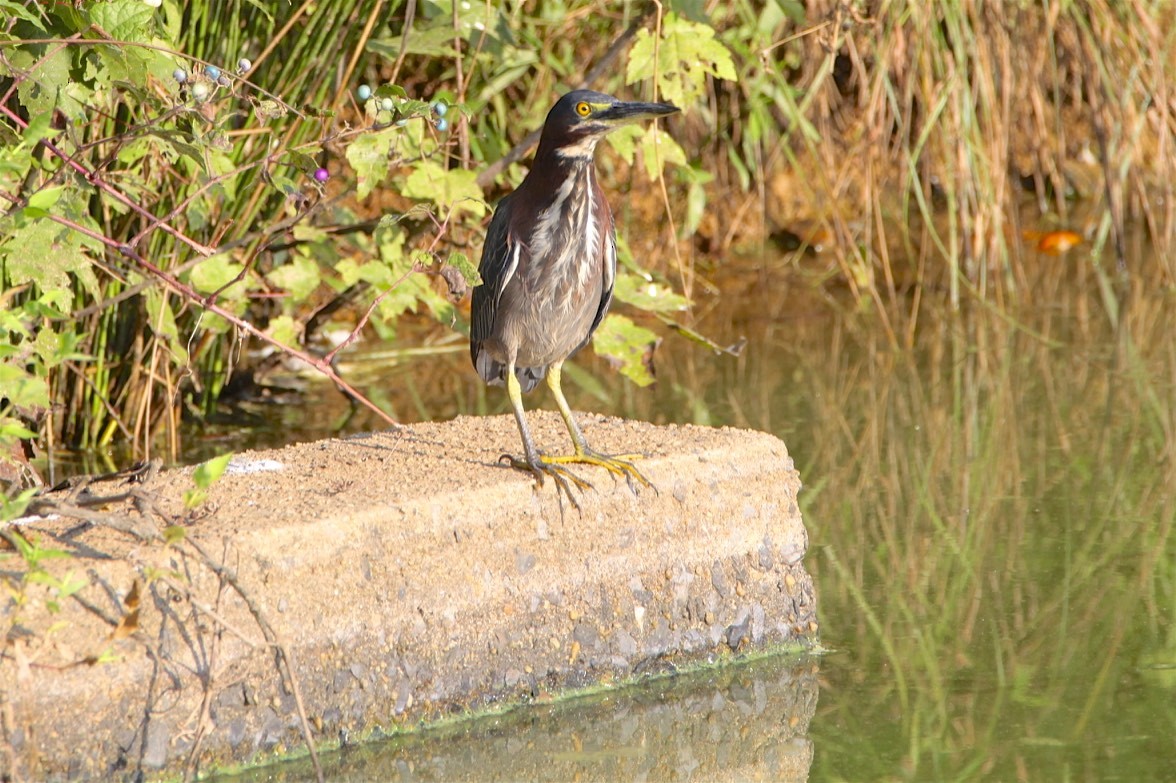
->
[
  {"left": 541, "top": 361, "right": 654, "bottom": 491},
  {"left": 501, "top": 365, "right": 593, "bottom": 507}
]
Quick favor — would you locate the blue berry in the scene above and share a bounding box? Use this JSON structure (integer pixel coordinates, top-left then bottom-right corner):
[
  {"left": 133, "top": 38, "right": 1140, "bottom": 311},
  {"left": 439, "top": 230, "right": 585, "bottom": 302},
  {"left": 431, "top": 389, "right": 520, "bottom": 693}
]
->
[
  {"left": 379, "top": 97, "right": 394, "bottom": 112},
  {"left": 435, "top": 117, "right": 449, "bottom": 132},
  {"left": 205, "top": 65, "right": 221, "bottom": 80},
  {"left": 314, "top": 167, "right": 330, "bottom": 183},
  {"left": 173, "top": 68, "right": 188, "bottom": 84},
  {"left": 357, "top": 84, "right": 372, "bottom": 101},
  {"left": 432, "top": 100, "right": 448, "bottom": 117}
]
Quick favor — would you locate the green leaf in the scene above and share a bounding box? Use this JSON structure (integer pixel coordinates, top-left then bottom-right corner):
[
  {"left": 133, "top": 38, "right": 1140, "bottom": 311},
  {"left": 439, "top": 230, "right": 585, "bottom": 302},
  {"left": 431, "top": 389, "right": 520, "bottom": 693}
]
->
[
  {"left": 446, "top": 251, "right": 482, "bottom": 286},
  {"left": 612, "top": 272, "right": 691, "bottom": 313},
  {"left": 6, "top": 528, "right": 69, "bottom": 565},
  {"left": 346, "top": 128, "right": 397, "bottom": 200},
  {"left": 255, "top": 100, "right": 289, "bottom": 120},
  {"left": 88, "top": 0, "right": 156, "bottom": 41},
  {"left": 0, "top": 362, "right": 51, "bottom": 410},
  {"left": 182, "top": 489, "right": 206, "bottom": 510},
  {"left": 9, "top": 46, "right": 72, "bottom": 118},
  {"left": 94, "top": 647, "right": 121, "bottom": 665},
  {"left": 265, "top": 315, "right": 300, "bottom": 347},
  {"left": 639, "top": 127, "right": 687, "bottom": 180},
  {"left": 0, "top": 219, "right": 96, "bottom": 299},
  {"left": 369, "top": 27, "right": 458, "bottom": 59},
  {"left": 777, "top": 0, "right": 807, "bottom": 24},
  {"left": 591, "top": 314, "right": 660, "bottom": 387},
  {"left": 402, "top": 160, "right": 486, "bottom": 218},
  {"left": 163, "top": 525, "right": 187, "bottom": 545},
  {"left": 269, "top": 254, "right": 323, "bottom": 301},
  {"left": 26, "top": 186, "right": 66, "bottom": 212},
  {"left": 606, "top": 126, "right": 642, "bottom": 164},
  {"left": 284, "top": 150, "right": 319, "bottom": 175},
  {"left": 0, "top": 0, "right": 45, "bottom": 27},
  {"left": 0, "top": 417, "right": 38, "bottom": 441},
  {"left": 626, "top": 13, "right": 737, "bottom": 107},
  {"left": 20, "top": 110, "right": 57, "bottom": 151},
  {"left": 0, "top": 488, "right": 39, "bottom": 523},
  {"left": 189, "top": 254, "right": 246, "bottom": 297},
  {"left": 55, "top": 570, "right": 88, "bottom": 600},
  {"left": 336, "top": 259, "right": 394, "bottom": 288},
  {"left": 0, "top": 111, "right": 55, "bottom": 190},
  {"left": 192, "top": 452, "right": 233, "bottom": 490},
  {"left": 266, "top": 171, "right": 300, "bottom": 198},
  {"left": 205, "top": 149, "right": 240, "bottom": 201}
]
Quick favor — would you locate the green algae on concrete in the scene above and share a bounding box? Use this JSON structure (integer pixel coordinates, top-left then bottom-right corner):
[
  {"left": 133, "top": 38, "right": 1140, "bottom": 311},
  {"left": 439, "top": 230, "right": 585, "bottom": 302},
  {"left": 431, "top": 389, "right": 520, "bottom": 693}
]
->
[
  {"left": 3, "top": 414, "right": 816, "bottom": 781},
  {"left": 211, "top": 647, "right": 821, "bottom": 782}
]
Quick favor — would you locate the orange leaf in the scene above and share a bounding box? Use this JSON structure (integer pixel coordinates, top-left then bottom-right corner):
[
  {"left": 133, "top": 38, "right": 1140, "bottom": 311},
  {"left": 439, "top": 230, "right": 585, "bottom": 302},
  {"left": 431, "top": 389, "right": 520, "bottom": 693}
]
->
[
  {"left": 1036, "top": 230, "right": 1082, "bottom": 255},
  {"left": 109, "top": 580, "right": 141, "bottom": 640}
]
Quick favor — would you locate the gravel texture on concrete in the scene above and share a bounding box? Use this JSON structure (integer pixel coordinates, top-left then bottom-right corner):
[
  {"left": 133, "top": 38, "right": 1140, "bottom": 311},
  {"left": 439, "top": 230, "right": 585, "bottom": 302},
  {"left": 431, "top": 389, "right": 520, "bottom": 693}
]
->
[{"left": 2, "top": 413, "right": 816, "bottom": 780}]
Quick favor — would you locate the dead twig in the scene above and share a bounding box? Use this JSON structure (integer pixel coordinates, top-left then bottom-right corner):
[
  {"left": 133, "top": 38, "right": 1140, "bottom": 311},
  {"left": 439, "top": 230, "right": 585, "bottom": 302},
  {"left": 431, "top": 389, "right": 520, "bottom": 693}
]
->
[{"left": 183, "top": 537, "right": 325, "bottom": 783}]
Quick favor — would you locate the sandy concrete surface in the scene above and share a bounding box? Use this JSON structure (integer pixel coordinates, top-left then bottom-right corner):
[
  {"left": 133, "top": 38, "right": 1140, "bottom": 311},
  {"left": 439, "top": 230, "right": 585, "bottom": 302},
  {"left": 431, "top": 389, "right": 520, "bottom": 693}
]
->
[{"left": 2, "top": 413, "right": 816, "bottom": 780}]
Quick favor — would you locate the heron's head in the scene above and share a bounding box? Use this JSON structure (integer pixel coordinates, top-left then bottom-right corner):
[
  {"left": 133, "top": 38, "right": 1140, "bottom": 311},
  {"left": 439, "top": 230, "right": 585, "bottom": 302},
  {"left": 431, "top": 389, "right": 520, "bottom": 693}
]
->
[{"left": 537, "top": 90, "right": 679, "bottom": 161}]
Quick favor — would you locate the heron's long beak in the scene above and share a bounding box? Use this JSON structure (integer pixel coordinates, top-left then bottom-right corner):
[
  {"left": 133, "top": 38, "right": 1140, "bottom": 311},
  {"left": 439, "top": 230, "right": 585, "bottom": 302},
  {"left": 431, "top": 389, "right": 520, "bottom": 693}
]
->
[{"left": 595, "top": 100, "right": 679, "bottom": 125}]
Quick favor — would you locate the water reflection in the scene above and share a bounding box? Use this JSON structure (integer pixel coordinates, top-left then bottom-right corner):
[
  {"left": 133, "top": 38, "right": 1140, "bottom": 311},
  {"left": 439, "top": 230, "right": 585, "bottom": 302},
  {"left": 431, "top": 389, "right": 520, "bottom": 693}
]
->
[
  {"left": 218, "top": 656, "right": 818, "bottom": 782},
  {"left": 204, "top": 246, "right": 1173, "bottom": 781}
]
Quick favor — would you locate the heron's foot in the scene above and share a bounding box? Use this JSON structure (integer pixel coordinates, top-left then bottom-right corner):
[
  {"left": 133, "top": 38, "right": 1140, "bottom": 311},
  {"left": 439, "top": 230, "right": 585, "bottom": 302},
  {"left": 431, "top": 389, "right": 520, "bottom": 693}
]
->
[
  {"left": 499, "top": 453, "right": 594, "bottom": 511},
  {"left": 546, "top": 449, "right": 656, "bottom": 493}
]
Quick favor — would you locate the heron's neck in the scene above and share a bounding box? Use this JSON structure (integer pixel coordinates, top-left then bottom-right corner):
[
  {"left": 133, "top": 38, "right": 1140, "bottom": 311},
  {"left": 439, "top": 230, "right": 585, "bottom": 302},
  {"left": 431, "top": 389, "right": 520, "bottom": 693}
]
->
[
  {"left": 522, "top": 142, "right": 599, "bottom": 211},
  {"left": 523, "top": 153, "right": 606, "bottom": 286}
]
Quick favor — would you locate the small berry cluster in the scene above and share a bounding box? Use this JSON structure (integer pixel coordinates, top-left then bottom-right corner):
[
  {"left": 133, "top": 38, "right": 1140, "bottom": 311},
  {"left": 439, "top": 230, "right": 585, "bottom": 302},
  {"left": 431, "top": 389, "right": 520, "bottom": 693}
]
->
[
  {"left": 172, "top": 58, "right": 252, "bottom": 103},
  {"left": 174, "top": 56, "right": 330, "bottom": 184},
  {"left": 356, "top": 84, "right": 451, "bottom": 132}
]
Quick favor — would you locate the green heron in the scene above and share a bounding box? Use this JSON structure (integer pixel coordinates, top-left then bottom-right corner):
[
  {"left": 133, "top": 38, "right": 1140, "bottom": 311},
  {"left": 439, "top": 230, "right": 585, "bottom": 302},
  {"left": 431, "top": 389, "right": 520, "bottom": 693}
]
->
[{"left": 470, "top": 90, "right": 679, "bottom": 500}]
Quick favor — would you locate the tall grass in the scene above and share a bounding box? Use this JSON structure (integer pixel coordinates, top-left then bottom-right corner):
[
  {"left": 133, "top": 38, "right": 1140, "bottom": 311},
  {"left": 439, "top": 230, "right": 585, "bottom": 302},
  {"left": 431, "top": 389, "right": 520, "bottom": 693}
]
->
[{"left": 712, "top": 0, "right": 1176, "bottom": 310}]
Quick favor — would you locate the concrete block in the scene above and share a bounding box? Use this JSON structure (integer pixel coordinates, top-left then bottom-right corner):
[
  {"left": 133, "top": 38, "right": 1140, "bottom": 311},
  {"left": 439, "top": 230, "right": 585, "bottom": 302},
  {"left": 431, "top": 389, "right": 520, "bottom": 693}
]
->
[{"left": 1, "top": 413, "right": 817, "bottom": 780}]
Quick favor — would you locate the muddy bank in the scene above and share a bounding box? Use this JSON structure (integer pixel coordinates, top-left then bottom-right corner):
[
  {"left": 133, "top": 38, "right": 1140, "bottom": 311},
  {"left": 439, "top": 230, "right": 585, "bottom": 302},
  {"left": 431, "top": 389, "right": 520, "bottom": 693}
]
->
[{"left": 2, "top": 413, "right": 816, "bottom": 780}]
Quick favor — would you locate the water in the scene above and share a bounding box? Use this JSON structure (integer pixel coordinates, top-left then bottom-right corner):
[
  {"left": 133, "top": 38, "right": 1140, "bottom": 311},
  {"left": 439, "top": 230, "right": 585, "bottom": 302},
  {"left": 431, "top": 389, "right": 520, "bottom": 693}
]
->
[{"left": 207, "top": 252, "right": 1175, "bottom": 781}]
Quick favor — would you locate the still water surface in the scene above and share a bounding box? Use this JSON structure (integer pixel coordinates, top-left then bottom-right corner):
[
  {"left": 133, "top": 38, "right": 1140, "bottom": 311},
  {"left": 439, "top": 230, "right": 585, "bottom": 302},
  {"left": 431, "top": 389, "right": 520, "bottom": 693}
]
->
[{"left": 213, "top": 252, "right": 1175, "bottom": 781}]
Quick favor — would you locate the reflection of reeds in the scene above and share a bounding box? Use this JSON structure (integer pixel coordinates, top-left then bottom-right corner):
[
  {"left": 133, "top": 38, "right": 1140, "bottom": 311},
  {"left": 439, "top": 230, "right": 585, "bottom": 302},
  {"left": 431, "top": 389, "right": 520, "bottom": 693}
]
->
[{"left": 694, "top": 255, "right": 1175, "bottom": 778}]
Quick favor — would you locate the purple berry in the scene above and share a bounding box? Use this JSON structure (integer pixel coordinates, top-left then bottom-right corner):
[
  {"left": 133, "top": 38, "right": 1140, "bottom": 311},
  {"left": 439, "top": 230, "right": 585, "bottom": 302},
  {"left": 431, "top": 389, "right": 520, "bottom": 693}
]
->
[{"left": 314, "top": 167, "right": 329, "bottom": 183}]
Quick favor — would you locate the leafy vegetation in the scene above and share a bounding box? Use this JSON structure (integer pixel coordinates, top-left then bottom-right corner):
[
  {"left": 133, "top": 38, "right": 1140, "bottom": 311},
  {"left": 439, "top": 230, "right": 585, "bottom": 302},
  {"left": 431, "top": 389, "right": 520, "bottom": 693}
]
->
[{"left": 1, "top": 0, "right": 1174, "bottom": 484}]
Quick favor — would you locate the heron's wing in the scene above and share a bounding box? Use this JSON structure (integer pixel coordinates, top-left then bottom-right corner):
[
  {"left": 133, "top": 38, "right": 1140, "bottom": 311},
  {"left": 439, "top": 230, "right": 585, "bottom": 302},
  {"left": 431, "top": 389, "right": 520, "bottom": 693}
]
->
[{"left": 470, "top": 194, "right": 519, "bottom": 380}]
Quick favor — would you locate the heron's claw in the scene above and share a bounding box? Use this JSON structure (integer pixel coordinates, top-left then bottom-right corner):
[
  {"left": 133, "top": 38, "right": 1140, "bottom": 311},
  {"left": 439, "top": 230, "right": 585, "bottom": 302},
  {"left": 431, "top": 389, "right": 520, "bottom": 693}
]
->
[
  {"left": 500, "top": 453, "right": 594, "bottom": 512},
  {"left": 545, "top": 449, "right": 656, "bottom": 494}
]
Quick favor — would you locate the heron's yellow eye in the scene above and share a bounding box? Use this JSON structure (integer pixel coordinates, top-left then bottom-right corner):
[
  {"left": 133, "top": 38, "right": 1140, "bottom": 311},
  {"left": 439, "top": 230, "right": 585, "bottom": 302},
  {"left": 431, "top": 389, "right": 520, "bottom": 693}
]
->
[{"left": 575, "top": 101, "right": 591, "bottom": 117}]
